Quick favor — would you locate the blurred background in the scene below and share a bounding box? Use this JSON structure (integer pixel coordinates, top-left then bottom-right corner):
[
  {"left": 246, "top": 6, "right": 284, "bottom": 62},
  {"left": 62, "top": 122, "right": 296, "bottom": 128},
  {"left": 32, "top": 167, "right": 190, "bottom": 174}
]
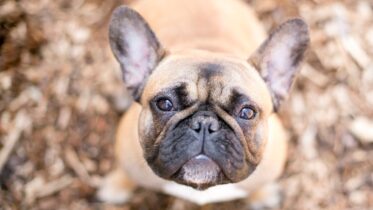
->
[{"left": 0, "top": 0, "right": 372, "bottom": 209}]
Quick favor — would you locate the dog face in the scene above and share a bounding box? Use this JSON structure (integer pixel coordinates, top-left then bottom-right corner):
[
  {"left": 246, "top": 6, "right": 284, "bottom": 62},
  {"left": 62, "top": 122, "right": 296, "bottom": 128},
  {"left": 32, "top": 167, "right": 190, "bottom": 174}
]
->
[
  {"left": 138, "top": 54, "right": 273, "bottom": 189},
  {"left": 109, "top": 6, "right": 309, "bottom": 189}
]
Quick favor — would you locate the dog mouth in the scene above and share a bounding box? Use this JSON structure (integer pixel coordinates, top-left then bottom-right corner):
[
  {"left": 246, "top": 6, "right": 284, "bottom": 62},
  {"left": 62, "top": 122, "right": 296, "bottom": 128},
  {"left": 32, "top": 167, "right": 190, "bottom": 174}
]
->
[{"left": 171, "top": 154, "right": 230, "bottom": 190}]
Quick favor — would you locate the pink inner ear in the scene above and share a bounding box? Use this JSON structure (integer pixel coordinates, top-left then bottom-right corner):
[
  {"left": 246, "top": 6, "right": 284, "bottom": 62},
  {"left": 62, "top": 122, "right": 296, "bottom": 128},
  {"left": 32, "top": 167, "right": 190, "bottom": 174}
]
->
[
  {"left": 264, "top": 36, "right": 300, "bottom": 101},
  {"left": 124, "top": 28, "right": 155, "bottom": 89},
  {"left": 109, "top": 6, "right": 163, "bottom": 99}
]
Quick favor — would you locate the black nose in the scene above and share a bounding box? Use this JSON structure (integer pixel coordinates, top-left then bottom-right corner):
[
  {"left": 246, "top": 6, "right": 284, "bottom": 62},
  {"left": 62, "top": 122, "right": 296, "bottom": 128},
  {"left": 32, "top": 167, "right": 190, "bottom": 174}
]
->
[{"left": 190, "top": 111, "right": 220, "bottom": 134}]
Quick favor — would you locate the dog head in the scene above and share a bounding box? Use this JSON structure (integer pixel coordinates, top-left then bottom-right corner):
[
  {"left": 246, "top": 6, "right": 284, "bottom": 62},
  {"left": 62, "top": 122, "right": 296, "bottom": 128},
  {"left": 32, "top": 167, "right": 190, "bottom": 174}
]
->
[{"left": 109, "top": 6, "right": 309, "bottom": 189}]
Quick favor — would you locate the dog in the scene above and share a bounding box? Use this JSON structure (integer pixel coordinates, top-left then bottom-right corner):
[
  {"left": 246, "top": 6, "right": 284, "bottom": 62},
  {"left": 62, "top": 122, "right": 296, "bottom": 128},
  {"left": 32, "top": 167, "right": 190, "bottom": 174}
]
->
[{"left": 98, "top": 0, "right": 309, "bottom": 206}]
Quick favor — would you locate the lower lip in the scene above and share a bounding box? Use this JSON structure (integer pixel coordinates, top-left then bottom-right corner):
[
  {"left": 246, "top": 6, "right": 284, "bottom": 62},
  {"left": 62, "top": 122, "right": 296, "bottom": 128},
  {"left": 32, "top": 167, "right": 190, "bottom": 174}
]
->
[{"left": 180, "top": 154, "right": 221, "bottom": 184}]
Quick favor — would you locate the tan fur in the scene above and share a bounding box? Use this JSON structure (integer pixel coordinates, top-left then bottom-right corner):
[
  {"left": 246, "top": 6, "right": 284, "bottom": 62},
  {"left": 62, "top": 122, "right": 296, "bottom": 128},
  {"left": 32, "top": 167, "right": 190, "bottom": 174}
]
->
[
  {"left": 101, "top": 0, "right": 290, "bottom": 205},
  {"left": 132, "top": 0, "right": 266, "bottom": 57}
]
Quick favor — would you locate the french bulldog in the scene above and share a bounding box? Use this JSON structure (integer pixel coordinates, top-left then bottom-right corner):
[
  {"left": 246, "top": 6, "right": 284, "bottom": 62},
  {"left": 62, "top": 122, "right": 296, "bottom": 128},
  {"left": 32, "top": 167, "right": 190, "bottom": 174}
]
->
[{"left": 98, "top": 0, "right": 309, "bottom": 206}]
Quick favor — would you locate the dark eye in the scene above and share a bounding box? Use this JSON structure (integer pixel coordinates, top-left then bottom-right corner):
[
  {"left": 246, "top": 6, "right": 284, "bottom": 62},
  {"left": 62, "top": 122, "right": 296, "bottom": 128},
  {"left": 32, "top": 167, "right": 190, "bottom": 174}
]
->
[
  {"left": 239, "top": 107, "right": 256, "bottom": 120},
  {"left": 156, "top": 98, "right": 173, "bottom": 111}
]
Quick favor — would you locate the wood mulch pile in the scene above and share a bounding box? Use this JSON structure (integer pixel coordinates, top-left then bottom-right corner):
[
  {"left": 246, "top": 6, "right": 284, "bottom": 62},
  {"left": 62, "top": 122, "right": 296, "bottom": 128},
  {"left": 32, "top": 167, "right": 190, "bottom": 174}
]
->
[{"left": 0, "top": 0, "right": 372, "bottom": 209}]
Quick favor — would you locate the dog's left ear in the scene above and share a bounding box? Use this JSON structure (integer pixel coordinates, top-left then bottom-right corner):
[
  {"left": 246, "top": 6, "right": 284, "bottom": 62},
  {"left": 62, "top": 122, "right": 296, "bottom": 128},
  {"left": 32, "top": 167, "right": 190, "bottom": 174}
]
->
[
  {"left": 249, "top": 19, "right": 309, "bottom": 111},
  {"left": 109, "top": 6, "right": 165, "bottom": 101}
]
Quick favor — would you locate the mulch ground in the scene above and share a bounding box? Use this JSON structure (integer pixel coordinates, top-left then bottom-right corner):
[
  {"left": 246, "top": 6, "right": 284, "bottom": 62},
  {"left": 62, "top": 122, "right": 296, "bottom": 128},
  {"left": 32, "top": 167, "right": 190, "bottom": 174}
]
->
[{"left": 0, "top": 0, "right": 372, "bottom": 209}]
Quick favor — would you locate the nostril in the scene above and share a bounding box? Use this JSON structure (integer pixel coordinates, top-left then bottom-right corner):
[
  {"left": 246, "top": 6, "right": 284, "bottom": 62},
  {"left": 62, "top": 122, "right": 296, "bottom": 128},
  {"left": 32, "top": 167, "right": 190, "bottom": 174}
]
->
[
  {"left": 208, "top": 122, "right": 220, "bottom": 133},
  {"left": 191, "top": 121, "right": 202, "bottom": 132},
  {"left": 191, "top": 119, "right": 220, "bottom": 134}
]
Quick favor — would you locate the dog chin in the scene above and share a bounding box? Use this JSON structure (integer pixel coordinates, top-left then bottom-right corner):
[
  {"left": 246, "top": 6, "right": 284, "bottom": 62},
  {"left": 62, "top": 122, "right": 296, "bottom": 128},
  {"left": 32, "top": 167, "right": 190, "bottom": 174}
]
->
[{"left": 171, "top": 154, "right": 229, "bottom": 190}]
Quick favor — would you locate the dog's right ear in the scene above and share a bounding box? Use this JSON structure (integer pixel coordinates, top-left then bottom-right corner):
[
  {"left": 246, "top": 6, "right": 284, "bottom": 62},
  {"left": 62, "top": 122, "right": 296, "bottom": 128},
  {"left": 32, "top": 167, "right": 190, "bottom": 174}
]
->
[{"left": 109, "top": 6, "right": 165, "bottom": 101}]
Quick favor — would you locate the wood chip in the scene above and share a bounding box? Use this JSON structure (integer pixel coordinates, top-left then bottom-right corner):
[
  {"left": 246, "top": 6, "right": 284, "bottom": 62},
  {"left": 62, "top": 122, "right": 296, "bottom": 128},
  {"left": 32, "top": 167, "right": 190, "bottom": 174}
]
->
[
  {"left": 0, "top": 111, "right": 31, "bottom": 173},
  {"left": 349, "top": 117, "right": 373, "bottom": 144},
  {"left": 25, "top": 175, "right": 73, "bottom": 203},
  {"left": 64, "top": 147, "right": 98, "bottom": 187},
  {"left": 0, "top": 127, "right": 21, "bottom": 173},
  {"left": 340, "top": 36, "right": 371, "bottom": 69},
  {"left": 299, "top": 125, "right": 318, "bottom": 160}
]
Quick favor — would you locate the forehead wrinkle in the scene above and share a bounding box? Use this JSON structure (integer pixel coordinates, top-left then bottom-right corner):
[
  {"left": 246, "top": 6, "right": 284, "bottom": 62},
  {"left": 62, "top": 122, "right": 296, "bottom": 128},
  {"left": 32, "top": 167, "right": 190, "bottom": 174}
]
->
[
  {"left": 213, "top": 62, "right": 271, "bottom": 114},
  {"left": 205, "top": 78, "right": 224, "bottom": 106},
  {"left": 196, "top": 75, "right": 208, "bottom": 102},
  {"left": 196, "top": 62, "right": 222, "bottom": 103},
  {"left": 198, "top": 62, "right": 223, "bottom": 80}
]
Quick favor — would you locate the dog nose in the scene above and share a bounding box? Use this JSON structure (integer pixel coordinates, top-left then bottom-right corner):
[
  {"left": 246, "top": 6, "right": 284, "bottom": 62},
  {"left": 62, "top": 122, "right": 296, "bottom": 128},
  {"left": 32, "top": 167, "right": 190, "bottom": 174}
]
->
[{"left": 190, "top": 111, "right": 220, "bottom": 134}]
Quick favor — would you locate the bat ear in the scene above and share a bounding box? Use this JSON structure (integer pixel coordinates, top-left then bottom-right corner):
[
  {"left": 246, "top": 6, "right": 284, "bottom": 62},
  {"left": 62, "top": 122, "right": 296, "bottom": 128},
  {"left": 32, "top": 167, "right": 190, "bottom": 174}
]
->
[
  {"left": 249, "top": 19, "right": 309, "bottom": 111},
  {"left": 109, "top": 6, "right": 165, "bottom": 101}
]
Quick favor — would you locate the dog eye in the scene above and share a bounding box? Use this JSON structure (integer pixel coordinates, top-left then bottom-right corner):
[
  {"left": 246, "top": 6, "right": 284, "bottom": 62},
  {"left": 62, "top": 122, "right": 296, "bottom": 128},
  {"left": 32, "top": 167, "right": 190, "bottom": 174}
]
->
[
  {"left": 239, "top": 107, "right": 256, "bottom": 120},
  {"left": 156, "top": 98, "right": 173, "bottom": 111}
]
